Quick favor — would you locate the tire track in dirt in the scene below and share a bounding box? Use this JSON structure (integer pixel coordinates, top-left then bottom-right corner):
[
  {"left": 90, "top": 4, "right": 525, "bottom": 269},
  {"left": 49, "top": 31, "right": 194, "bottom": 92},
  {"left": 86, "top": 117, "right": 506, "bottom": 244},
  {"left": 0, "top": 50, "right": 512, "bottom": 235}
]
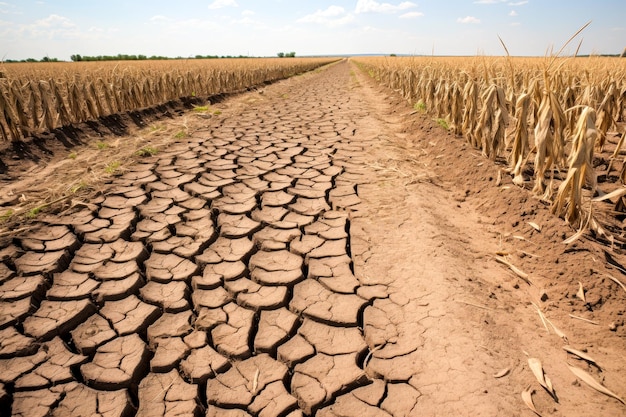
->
[{"left": 0, "top": 60, "right": 402, "bottom": 417}]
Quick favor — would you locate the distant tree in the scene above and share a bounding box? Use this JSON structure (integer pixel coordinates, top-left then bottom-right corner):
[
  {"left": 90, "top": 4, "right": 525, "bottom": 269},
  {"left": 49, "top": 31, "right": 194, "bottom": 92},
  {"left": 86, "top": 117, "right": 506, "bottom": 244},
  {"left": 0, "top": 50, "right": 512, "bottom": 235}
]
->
[
  {"left": 285, "top": 52, "right": 296, "bottom": 58},
  {"left": 70, "top": 54, "right": 82, "bottom": 62},
  {"left": 277, "top": 52, "right": 285, "bottom": 58}
]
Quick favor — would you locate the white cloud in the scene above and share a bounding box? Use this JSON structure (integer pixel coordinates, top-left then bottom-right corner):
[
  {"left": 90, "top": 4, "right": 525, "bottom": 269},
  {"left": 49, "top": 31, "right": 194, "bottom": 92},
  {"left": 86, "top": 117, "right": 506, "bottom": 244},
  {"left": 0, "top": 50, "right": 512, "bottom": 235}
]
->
[
  {"left": 36, "top": 14, "right": 76, "bottom": 29},
  {"left": 208, "top": 0, "right": 238, "bottom": 10},
  {"left": 474, "top": 0, "right": 505, "bottom": 3},
  {"left": 170, "top": 18, "right": 219, "bottom": 31},
  {"left": 230, "top": 13, "right": 266, "bottom": 29},
  {"left": 0, "top": 1, "right": 20, "bottom": 15},
  {"left": 509, "top": 10, "right": 517, "bottom": 16},
  {"left": 231, "top": 16, "right": 254, "bottom": 25},
  {"left": 149, "top": 15, "right": 171, "bottom": 23},
  {"left": 508, "top": 1, "right": 528, "bottom": 5},
  {"left": 307, "top": 5, "right": 345, "bottom": 18},
  {"left": 399, "top": 11, "right": 424, "bottom": 19},
  {"left": 510, "top": 22, "right": 521, "bottom": 26},
  {"left": 0, "top": 14, "right": 94, "bottom": 42},
  {"left": 242, "top": 9, "right": 254, "bottom": 16},
  {"left": 355, "top": 0, "right": 416, "bottom": 14},
  {"left": 297, "top": 6, "right": 354, "bottom": 27},
  {"left": 457, "top": 16, "right": 481, "bottom": 24}
]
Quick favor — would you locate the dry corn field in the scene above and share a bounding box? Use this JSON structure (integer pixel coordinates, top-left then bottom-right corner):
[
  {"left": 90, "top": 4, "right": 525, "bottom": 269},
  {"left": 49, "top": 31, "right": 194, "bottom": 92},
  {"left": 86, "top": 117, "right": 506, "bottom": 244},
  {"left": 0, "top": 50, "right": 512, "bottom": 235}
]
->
[
  {"left": 1, "top": 58, "right": 626, "bottom": 417},
  {"left": 0, "top": 58, "right": 337, "bottom": 142},
  {"left": 353, "top": 56, "right": 626, "bottom": 240}
]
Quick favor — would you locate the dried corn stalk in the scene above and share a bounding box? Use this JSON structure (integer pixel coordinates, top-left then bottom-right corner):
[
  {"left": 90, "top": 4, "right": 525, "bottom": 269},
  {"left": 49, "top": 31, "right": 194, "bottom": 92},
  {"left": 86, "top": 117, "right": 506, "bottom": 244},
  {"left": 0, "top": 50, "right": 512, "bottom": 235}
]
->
[
  {"left": 462, "top": 79, "right": 479, "bottom": 148},
  {"left": 449, "top": 82, "right": 463, "bottom": 135},
  {"left": 0, "top": 58, "right": 335, "bottom": 141},
  {"left": 533, "top": 89, "right": 566, "bottom": 198},
  {"left": 0, "top": 80, "right": 22, "bottom": 141},
  {"left": 595, "top": 81, "right": 618, "bottom": 150},
  {"left": 475, "top": 84, "right": 509, "bottom": 160},
  {"left": 551, "top": 107, "right": 597, "bottom": 227},
  {"left": 510, "top": 93, "right": 531, "bottom": 185}
]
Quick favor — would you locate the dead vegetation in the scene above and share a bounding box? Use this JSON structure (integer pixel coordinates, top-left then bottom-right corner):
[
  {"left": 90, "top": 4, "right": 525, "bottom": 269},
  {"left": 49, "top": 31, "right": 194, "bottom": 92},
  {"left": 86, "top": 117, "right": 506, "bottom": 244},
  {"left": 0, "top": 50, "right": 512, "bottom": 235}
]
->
[
  {"left": 0, "top": 58, "right": 338, "bottom": 142},
  {"left": 353, "top": 54, "right": 626, "bottom": 244}
]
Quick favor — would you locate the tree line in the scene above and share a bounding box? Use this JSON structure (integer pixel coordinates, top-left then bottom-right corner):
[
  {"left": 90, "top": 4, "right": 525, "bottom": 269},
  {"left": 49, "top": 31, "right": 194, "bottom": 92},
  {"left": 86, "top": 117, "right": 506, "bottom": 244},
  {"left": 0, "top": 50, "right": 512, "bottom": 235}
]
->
[
  {"left": 70, "top": 54, "right": 255, "bottom": 62},
  {"left": 3, "top": 53, "right": 297, "bottom": 63}
]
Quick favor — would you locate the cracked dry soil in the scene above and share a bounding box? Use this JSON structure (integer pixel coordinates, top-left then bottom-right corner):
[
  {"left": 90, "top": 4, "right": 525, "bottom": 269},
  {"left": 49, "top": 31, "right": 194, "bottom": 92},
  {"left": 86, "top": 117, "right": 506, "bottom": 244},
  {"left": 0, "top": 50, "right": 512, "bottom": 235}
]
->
[{"left": 1, "top": 59, "right": 626, "bottom": 417}]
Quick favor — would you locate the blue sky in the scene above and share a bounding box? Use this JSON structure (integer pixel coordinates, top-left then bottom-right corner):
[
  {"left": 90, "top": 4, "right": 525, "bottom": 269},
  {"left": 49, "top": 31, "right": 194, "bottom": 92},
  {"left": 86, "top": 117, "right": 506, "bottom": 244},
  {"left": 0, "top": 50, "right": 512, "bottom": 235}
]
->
[{"left": 0, "top": 0, "right": 624, "bottom": 60}]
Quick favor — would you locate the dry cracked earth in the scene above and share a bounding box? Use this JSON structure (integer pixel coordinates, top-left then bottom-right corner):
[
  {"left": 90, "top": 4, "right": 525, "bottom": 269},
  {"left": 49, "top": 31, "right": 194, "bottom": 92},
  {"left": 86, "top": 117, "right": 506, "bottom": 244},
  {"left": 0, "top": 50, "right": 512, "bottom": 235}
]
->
[
  {"left": 0, "top": 60, "right": 429, "bottom": 417},
  {"left": 2, "top": 59, "right": 625, "bottom": 417}
]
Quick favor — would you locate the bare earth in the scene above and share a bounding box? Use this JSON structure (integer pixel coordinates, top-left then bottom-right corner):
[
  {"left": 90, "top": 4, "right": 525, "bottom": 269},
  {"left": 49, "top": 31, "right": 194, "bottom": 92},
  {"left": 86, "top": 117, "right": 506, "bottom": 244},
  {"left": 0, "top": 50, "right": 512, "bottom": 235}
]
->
[{"left": 0, "top": 59, "right": 625, "bottom": 417}]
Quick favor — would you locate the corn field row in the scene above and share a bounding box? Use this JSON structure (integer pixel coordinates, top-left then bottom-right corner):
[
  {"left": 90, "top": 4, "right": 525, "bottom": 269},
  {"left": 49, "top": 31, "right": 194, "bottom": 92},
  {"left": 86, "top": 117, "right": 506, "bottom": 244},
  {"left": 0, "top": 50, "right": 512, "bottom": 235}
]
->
[
  {"left": 353, "top": 56, "right": 626, "bottom": 237},
  {"left": 0, "top": 58, "right": 338, "bottom": 142}
]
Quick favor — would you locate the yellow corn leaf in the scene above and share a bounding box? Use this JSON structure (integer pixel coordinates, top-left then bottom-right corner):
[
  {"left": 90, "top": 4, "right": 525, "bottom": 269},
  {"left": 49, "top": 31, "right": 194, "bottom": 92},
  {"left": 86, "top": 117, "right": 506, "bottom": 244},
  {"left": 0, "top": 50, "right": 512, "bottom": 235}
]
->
[
  {"left": 606, "top": 274, "right": 626, "bottom": 295},
  {"left": 577, "top": 281, "right": 586, "bottom": 303},
  {"left": 563, "top": 227, "right": 585, "bottom": 244},
  {"left": 495, "top": 256, "right": 531, "bottom": 284},
  {"left": 522, "top": 387, "right": 542, "bottom": 416},
  {"left": 528, "top": 357, "right": 557, "bottom": 400},
  {"left": 592, "top": 187, "right": 626, "bottom": 202},
  {"left": 568, "top": 365, "right": 625, "bottom": 405},
  {"left": 532, "top": 303, "right": 550, "bottom": 333},
  {"left": 545, "top": 317, "right": 568, "bottom": 342},
  {"left": 569, "top": 314, "right": 599, "bottom": 325},
  {"left": 563, "top": 346, "right": 599, "bottom": 368}
]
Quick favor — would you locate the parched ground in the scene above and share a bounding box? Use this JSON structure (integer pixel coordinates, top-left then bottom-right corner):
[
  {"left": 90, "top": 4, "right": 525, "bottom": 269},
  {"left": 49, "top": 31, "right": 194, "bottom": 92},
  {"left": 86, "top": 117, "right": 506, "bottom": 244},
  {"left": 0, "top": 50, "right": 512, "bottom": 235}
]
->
[{"left": 0, "top": 59, "right": 625, "bottom": 417}]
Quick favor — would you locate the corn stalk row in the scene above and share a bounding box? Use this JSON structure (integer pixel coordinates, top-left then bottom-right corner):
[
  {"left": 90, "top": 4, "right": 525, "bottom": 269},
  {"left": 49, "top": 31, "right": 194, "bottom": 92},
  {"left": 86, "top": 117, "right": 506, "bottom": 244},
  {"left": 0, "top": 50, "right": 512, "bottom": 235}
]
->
[
  {"left": 353, "top": 56, "right": 626, "bottom": 235},
  {"left": 0, "top": 58, "right": 338, "bottom": 142}
]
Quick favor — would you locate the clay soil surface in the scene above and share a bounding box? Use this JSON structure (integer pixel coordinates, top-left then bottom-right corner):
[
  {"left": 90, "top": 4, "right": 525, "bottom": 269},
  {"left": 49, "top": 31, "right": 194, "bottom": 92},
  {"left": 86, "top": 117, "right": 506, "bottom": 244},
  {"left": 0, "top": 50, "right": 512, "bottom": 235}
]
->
[{"left": 0, "top": 59, "right": 625, "bottom": 417}]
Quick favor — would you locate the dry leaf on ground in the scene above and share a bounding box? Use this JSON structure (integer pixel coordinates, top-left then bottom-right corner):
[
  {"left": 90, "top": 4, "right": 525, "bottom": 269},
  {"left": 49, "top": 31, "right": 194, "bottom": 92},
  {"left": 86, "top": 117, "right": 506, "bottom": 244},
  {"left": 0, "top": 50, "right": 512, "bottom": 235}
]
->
[
  {"left": 528, "top": 357, "right": 557, "bottom": 401},
  {"left": 522, "top": 386, "right": 542, "bottom": 416},
  {"left": 563, "top": 346, "right": 600, "bottom": 369},
  {"left": 577, "top": 281, "right": 586, "bottom": 303},
  {"left": 495, "top": 255, "right": 531, "bottom": 284},
  {"left": 568, "top": 365, "right": 625, "bottom": 405}
]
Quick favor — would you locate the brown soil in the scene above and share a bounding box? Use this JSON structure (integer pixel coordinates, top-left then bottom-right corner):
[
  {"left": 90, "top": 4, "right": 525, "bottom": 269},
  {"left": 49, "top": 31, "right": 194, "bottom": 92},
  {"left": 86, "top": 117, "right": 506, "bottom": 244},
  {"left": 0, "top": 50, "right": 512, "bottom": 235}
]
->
[{"left": 0, "top": 59, "right": 625, "bottom": 417}]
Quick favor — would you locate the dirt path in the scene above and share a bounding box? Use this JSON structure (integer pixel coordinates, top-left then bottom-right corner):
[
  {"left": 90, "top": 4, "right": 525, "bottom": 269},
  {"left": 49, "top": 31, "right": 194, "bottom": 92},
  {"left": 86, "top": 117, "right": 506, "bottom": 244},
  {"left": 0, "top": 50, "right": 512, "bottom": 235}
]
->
[{"left": 1, "top": 59, "right": 625, "bottom": 417}]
